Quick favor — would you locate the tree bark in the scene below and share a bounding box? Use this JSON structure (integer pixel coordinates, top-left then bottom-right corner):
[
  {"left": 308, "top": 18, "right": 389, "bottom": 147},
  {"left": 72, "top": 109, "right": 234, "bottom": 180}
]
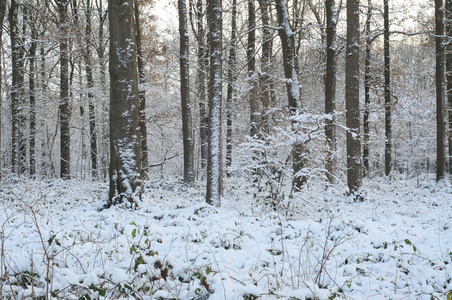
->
[
  {"left": 178, "top": 0, "right": 194, "bottom": 185},
  {"left": 363, "top": 0, "right": 371, "bottom": 176},
  {"left": 436, "top": 0, "right": 446, "bottom": 181},
  {"left": 384, "top": 0, "right": 392, "bottom": 176},
  {"left": 346, "top": 0, "right": 362, "bottom": 196},
  {"left": 445, "top": 0, "right": 452, "bottom": 173},
  {"left": 108, "top": 0, "right": 143, "bottom": 207},
  {"left": 0, "top": 0, "right": 4, "bottom": 179},
  {"left": 83, "top": 0, "right": 99, "bottom": 180},
  {"left": 206, "top": 0, "right": 222, "bottom": 206},
  {"left": 226, "top": 0, "right": 237, "bottom": 176},
  {"left": 29, "top": 17, "right": 37, "bottom": 176},
  {"left": 325, "top": 0, "right": 337, "bottom": 183},
  {"left": 196, "top": 0, "right": 209, "bottom": 171},
  {"left": 275, "top": 0, "right": 306, "bottom": 190},
  {"left": 258, "top": 0, "right": 273, "bottom": 135},
  {"left": 58, "top": 0, "right": 71, "bottom": 179},
  {"left": 248, "top": 0, "right": 259, "bottom": 138},
  {"left": 134, "top": 0, "right": 149, "bottom": 176}
]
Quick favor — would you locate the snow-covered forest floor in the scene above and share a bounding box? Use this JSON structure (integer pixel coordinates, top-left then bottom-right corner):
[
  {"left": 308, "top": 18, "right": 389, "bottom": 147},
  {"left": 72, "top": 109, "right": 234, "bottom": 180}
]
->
[{"left": 0, "top": 175, "right": 451, "bottom": 299}]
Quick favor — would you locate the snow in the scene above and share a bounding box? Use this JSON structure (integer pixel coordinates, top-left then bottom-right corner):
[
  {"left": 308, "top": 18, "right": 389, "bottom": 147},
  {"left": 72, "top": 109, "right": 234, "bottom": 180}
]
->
[{"left": 0, "top": 176, "right": 451, "bottom": 299}]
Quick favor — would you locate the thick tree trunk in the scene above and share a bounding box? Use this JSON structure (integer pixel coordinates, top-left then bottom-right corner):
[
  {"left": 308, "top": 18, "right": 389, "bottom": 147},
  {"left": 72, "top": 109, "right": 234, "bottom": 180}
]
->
[
  {"left": 325, "top": 0, "right": 337, "bottom": 183},
  {"left": 226, "top": 0, "right": 237, "bottom": 176},
  {"left": 436, "top": 0, "right": 446, "bottom": 181},
  {"left": 384, "top": 0, "right": 392, "bottom": 176},
  {"left": 346, "top": 0, "right": 362, "bottom": 196},
  {"left": 59, "top": 0, "right": 71, "bottom": 179},
  {"left": 363, "top": 0, "right": 371, "bottom": 176},
  {"left": 178, "top": 0, "right": 194, "bottom": 185},
  {"left": 134, "top": 0, "right": 149, "bottom": 175},
  {"left": 108, "top": 0, "right": 143, "bottom": 207},
  {"left": 206, "top": 0, "right": 222, "bottom": 206}
]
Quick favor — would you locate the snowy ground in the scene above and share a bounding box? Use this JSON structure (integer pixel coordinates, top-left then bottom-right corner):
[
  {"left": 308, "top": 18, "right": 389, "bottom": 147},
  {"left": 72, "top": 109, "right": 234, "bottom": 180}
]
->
[{"left": 0, "top": 175, "right": 451, "bottom": 299}]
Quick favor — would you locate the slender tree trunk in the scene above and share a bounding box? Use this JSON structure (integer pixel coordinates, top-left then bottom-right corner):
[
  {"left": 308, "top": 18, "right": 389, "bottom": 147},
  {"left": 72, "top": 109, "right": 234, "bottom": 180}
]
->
[
  {"left": 206, "top": 0, "right": 222, "bottom": 206},
  {"left": 179, "top": 0, "right": 194, "bottom": 185},
  {"left": 384, "top": 0, "right": 392, "bottom": 177},
  {"left": 58, "top": 0, "right": 71, "bottom": 179},
  {"left": 445, "top": 0, "right": 452, "bottom": 173},
  {"left": 363, "top": 0, "right": 371, "bottom": 176},
  {"left": 325, "top": 0, "right": 337, "bottom": 183},
  {"left": 83, "top": 0, "right": 98, "bottom": 179},
  {"left": 275, "top": 0, "right": 306, "bottom": 190},
  {"left": 108, "top": 0, "right": 143, "bottom": 207},
  {"left": 226, "top": 0, "right": 237, "bottom": 176},
  {"left": 258, "top": 0, "right": 273, "bottom": 135},
  {"left": 134, "top": 0, "right": 149, "bottom": 175},
  {"left": 196, "top": 0, "right": 208, "bottom": 171},
  {"left": 346, "top": 0, "right": 362, "bottom": 196},
  {"left": 248, "top": 0, "right": 259, "bottom": 138},
  {"left": 9, "top": 0, "right": 20, "bottom": 174},
  {"left": 0, "top": 0, "right": 4, "bottom": 179},
  {"left": 436, "top": 0, "right": 446, "bottom": 181},
  {"left": 29, "top": 22, "right": 37, "bottom": 176}
]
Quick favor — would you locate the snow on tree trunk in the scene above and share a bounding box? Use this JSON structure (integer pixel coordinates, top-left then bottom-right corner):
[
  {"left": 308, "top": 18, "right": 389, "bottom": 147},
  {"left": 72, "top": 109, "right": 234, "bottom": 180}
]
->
[
  {"left": 206, "top": 0, "right": 223, "bottom": 206},
  {"left": 108, "top": 0, "right": 143, "bottom": 207},
  {"left": 178, "top": 0, "right": 194, "bottom": 185},
  {"left": 436, "top": 0, "right": 446, "bottom": 181},
  {"left": 0, "top": 0, "right": 5, "bottom": 178},
  {"left": 384, "top": 0, "right": 392, "bottom": 177},
  {"left": 346, "top": 0, "right": 362, "bottom": 196},
  {"left": 363, "top": 0, "right": 372, "bottom": 177},
  {"left": 325, "top": 0, "right": 337, "bottom": 183}
]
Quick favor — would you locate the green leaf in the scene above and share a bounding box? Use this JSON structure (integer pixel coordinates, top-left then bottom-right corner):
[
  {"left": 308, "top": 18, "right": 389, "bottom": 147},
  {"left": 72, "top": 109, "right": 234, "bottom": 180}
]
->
[
  {"left": 132, "top": 228, "right": 137, "bottom": 239},
  {"left": 447, "top": 290, "right": 452, "bottom": 300}
]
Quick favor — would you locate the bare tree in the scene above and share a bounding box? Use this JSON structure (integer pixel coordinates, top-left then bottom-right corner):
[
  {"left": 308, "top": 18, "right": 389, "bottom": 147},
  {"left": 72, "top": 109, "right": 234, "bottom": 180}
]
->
[
  {"left": 226, "top": 0, "right": 238, "bottom": 175},
  {"left": 179, "top": 0, "right": 194, "bottom": 184},
  {"left": 446, "top": 0, "right": 452, "bottom": 173},
  {"left": 325, "top": 0, "right": 338, "bottom": 183},
  {"left": 58, "top": 0, "right": 71, "bottom": 179},
  {"left": 363, "top": 0, "right": 372, "bottom": 176},
  {"left": 0, "top": 0, "right": 5, "bottom": 178},
  {"left": 346, "top": 0, "right": 362, "bottom": 196},
  {"left": 384, "top": 0, "right": 392, "bottom": 176},
  {"left": 206, "top": 0, "right": 222, "bottom": 206},
  {"left": 275, "top": 0, "right": 306, "bottom": 190},
  {"left": 436, "top": 0, "right": 446, "bottom": 181},
  {"left": 108, "top": 0, "right": 143, "bottom": 207},
  {"left": 134, "top": 0, "right": 149, "bottom": 175},
  {"left": 248, "top": 0, "right": 259, "bottom": 138}
]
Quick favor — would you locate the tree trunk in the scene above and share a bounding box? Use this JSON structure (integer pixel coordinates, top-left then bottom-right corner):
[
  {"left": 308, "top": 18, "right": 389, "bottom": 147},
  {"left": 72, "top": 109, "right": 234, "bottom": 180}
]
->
[
  {"left": 196, "top": 0, "right": 208, "bottom": 171},
  {"left": 346, "top": 0, "right": 362, "bottom": 196},
  {"left": 108, "top": 0, "right": 143, "bottom": 207},
  {"left": 226, "top": 0, "right": 237, "bottom": 176},
  {"left": 446, "top": 0, "right": 452, "bottom": 173},
  {"left": 29, "top": 20, "right": 37, "bottom": 176},
  {"left": 363, "top": 0, "right": 371, "bottom": 176},
  {"left": 9, "top": 0, "right": 20, "bottom": 174},
  {"left": 258, "top": 0, "right": 273, "bottom": 136},
  {"left": 325, "top": 0, "right": 337, "bottom": 183},
  {"left": 436, "top": 0, "right": 446, "bottom": 181},
  {"left": 134, "top": 0, "right": 149, "bottom": 176},
  {"left": 83, "top": 0, "right": 98, "bottom": 180},
  {"left": 178, "top": 0, "right": 194, "bottom": 185},
  {"left": 59, "top": 0, "right": 71, "bottom": 179},
  {"left": 275, "top": 0, "right": 306, "bottom": 190},
  {"left": 0, "top": 0, "right": 4, "bottom": 179},
  {"left": 206, "top": 0, "right": 222, "bottom": 206},
  {"left": 384, "top": 0, "right": 392, "bottom": 176},
  {"left": 248, "top": 0, "right": 259, "bottom": 138}
]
